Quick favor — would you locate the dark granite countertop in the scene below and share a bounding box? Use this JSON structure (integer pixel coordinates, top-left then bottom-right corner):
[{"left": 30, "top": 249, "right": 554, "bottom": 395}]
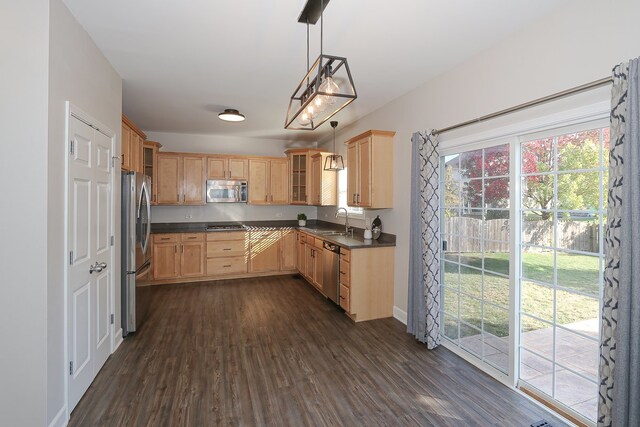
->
[{"left": 150, "top": 220, "right": 396, "bottom": 249}]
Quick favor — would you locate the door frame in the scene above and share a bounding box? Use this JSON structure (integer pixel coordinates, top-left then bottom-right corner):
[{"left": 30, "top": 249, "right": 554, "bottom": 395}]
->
[{"left": 64, "top": 102, "right": 117, "bottom": 418}]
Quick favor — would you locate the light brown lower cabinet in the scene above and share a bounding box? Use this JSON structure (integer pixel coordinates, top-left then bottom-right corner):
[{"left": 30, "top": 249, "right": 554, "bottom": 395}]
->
[
  {"left": 149, "top": 229, "right": 296, "bottom": 284},
  {"left": 152, "top": 233, "right": 204, "bottom": 280},
  {"left": 206, "top": 231, "right": 248, "bottom": 276},
  {"left": 338, "top": 246, "right": 395, "bottom": 322}
]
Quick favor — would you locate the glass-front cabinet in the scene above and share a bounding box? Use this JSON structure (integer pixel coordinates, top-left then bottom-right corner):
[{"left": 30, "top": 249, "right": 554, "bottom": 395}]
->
[{"left": 287, "top": 149, "right": 318, "bottom": 205}]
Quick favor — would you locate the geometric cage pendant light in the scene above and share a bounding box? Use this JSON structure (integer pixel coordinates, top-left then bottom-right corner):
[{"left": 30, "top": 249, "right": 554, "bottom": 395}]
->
[
  {"left": 285, "top": 0, "right": 357, "bottom": 131},
  {"left": 324, "top": 121, "right": 344, "bottom": 171}
]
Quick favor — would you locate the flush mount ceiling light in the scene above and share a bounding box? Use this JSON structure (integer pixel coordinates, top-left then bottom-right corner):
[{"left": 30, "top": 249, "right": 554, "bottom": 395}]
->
[
  {"left": 285, "top": 0, "right": 357, "bottom": 131},
  {"left": 324, "top": 121, "right": 344, "bottom": 171},
  {"left": 218, "top": 109, "right": 246, "bottom": 122}
]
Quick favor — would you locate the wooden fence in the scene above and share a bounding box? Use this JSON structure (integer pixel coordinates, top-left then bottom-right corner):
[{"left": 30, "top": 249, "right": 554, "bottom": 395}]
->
[{"left": 444, "top": 217, "right": 599, "bottom": 253}]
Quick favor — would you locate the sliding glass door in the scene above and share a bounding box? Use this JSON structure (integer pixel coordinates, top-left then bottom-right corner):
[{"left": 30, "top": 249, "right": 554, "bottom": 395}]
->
[
  {"left": 439, "top": 121, "right": 608, "bottom": 423},
  {"left": 518, "top": 127, "right": 609, "bottom": 421},
  {"left": 440, "top": 143, "right": 512, "bottom": 375}
]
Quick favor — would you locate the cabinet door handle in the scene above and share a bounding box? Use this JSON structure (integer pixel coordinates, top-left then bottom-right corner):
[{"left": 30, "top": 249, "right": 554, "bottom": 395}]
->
[
  {"left": 223, "top": 265, "right": 231, "bottom": 268},
  {"left": 357, "top": 194, "right": 360, "bottom": 204},
  {"left": 265, "top": 195, "right": 268, "bottom": 202},
  {"left": 223, "top": 248, "right": 231, "bottom": 251},
  {"left": 121, "top": 154, "right": 125, "bottom": 166},
  {"left": 177, "top": 194, "right": 180, "bottom": 202},
  {"left": 161, "top": 237, "right": 170, "bottom": 241},
  {"left": 352, "top": 194, "right": 356, "bottom": 204},
  {"left": 181, "top": 245, "right": 184, "bottom": 253}
]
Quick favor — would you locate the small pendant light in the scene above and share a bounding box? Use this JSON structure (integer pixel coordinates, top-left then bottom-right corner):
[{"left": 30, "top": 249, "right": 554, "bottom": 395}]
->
[{"left": 324, "top": 121, "right": 344, "bottom": 171}]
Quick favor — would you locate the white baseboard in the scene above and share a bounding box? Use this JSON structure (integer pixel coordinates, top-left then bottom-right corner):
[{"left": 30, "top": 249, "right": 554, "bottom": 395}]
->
[
  {"left": 48, "top": 406, "right": 67, "bottom": 427},
  {"left": 393, "top": 306, "right": 407, "bottom": 324},
  {"left": 113, "top": 328, "right": 123, "bottom": 352}
]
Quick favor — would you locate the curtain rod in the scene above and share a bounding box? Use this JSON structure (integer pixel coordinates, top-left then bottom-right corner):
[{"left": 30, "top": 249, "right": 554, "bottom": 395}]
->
[{"left": 432, "top": 76, "right": 613, "bottom": 135}]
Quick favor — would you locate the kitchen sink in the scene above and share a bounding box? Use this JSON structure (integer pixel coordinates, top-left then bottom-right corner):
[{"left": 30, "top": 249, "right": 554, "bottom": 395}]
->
[{"left": 317, "top": 231, "right": 348, "bottom": 236}]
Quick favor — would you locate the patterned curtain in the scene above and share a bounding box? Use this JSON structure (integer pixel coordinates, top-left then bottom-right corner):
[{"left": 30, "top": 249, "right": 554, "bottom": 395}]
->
[
  {"left": 407, "top": 131, "right": 441, "bottom": 349},
  {"left": 598, "top": 57, "right": 640, "bottom": 427}
]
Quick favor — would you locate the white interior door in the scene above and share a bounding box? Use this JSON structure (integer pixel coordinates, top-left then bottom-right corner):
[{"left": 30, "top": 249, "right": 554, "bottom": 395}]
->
[{"left": 68, "top": 114, "right": 113, "bottom": 411}]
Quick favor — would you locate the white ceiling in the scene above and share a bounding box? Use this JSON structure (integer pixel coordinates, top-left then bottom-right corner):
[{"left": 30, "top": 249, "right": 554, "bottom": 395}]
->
[{"left": 62, "top": 0, "right": 568, "bottom": 143}]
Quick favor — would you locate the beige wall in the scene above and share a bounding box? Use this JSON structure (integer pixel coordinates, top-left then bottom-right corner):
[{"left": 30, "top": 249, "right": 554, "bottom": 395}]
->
[
  {"left": 0, "top": 1, "right": 50, "bottom": 426},
  {"left": 47, "top": 0, "right": 123, "bottom": 424},
  {"left": 318, "top": 0, "right": 640, "bottom": 320},
  {"left": 147, "top": 131, "right": 317, "bottom": 223}
]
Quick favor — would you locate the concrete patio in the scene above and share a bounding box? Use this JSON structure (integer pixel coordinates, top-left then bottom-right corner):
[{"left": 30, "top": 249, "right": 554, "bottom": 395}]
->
[{"left": 457, "top": 318, "right": 599, "bottom": 421}]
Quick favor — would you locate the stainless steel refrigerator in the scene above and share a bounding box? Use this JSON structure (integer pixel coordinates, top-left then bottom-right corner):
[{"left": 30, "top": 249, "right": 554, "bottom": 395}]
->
[{"left": 121, "top": 171, "right": 152, "bottom": 336}]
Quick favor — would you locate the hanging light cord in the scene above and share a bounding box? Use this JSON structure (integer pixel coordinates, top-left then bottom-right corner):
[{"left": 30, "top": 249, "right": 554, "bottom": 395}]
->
[{"left": 320, "top": 0, "right": 324, "bottom": 57}]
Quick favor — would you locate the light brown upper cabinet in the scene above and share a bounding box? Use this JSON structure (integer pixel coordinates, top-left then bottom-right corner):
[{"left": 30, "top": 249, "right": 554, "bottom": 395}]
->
[
  {"left": 248, "top": 158, "right": 289, "bottom": 205},
  {"left": 286, "top": 149, "right": 336, "bottom": 206},
  {"left": 345, "top": 130, "right": 395, "bottom": 208},
  {"left": 309, "top": 153, "right": 338, "bottom": 206},
  {"left": 286, "top": 149, "right": 316, "bottom": 205},
  {"left": 143, "top": 141, "right": 162, "bottom": 205},
  {"left": 156, "top": 153, "right": 205, "bottom": 205},
  {"left": 206, "top": 156, "right": 248, "bottom": 180},
  {"left": 121, "top": 114, "right": 146, "bottom": 173}
]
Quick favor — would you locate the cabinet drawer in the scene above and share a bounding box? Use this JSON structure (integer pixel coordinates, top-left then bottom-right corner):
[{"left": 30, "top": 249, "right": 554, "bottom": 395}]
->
[
  {"left": 206, "top": 256, "right": 248, "bottom": 276},
  {"left": 207, "top": 240, "right": 247, "bottom": 257},
  {"left": 340, "top": 248, "right": 351, "bottom": 263},
  {"left": 250, "top": 229, "right": 280, "bottom": 240},
  {"left": 339, "top": 262, "right": 350, "bottom": 287},
  {"left": 182, "top": 233, "right": 204, "bottom": 242},
  {"left": 153, "top": 234, "right": 178, "bottom": 243},
  {"left": 206, "top": 231, "right": 247, "bottom": 242},
  {"left": 299, "top": 233, "right": 308, "bottom": 243},
  {"left": 339, "top": 284, "right": 350, "bottom": 312},
  {"left": 314, "top": 238, "right": 324, "bottom": 249}
]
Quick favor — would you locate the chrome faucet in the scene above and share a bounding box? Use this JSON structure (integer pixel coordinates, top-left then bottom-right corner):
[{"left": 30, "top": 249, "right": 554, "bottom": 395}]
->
[{"left": 335, "top": 207, "right": 353, "bottom": 236}]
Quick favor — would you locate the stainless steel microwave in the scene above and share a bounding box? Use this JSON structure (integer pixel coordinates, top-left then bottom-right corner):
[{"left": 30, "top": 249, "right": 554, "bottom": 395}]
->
[{"left": 206, "top": 180, "right": 248, "bottom": 203}]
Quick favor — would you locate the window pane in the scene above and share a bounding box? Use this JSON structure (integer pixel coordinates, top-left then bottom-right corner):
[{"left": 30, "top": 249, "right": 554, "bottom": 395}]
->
[
  {"left": 520, "top": 349, "right": 553, "bottom": 396},
  {"left": 522, "top": 137, "right": 554, "bottom": 174},
  {"left": 555, "top": 328, "right": 599, "bottom": 382},
  {"left": 462, "top": 179, "right": 483, "bottom": 208},
  {"left": 557, "top": 130, "right": 601, "bottom": 171},
  {"left": 443, "top": 165, "right": 461, "bottom": 207},
  {"left": 557, "top": 172, "right": 601, "bottom": 211},
  {"left": 484, "top": 177, "right": 510, "bottom": 208},
  {"left": 442, "top": 261, "right": 459, "bottom": 289},
  {"left": 520, "top": 315, "right": 553, "bottom": 357},
  {"left": 557, "top": 219, "right": 599, "bottom": 253},
  {"left": 443, "top": 313, "right": 459, "bottom": 342},
  {"left": 522, "top": 175, "right": 554, "bottom": 210},
  {"left": 556, "top": 292, "right": 599, "bottom": 335},
  {"left": 522, "top": 250, "right": 554, "bottom": 285},
  {"left": 484, "top": 332, "right": 509, "bottom": 373},
  {"left": 484, "top": 211, "right": 510, "bottom": 245},
  {"left": 483, "top": 271, "right": 509, "bottom": 308},
  {"left": 482, "top": 253, "right": 509, "bottom": 277},
  {"left": 521, "top": 281, "right": 553, "bottom": 322},
  {"left": 484, "top": 144, "right": 510, "bottom": 177},
  {"left": 460, "top": 294, "right": 482, "bottom": 330},
  {"left": 441, "top": 286, "right": 459, "bottom": 317},
  {"left": 556, "top": 252, "right": 600, "bottom": 296},
  {"left": 460, "top": 266, "right": 482, "bottom": 299},
  {"left": 459, "top": 149, "right": 483, "bottom": 179},
  {"left": 483, "top": 304, "right": 509, "bottom": 338},
  {"left": 554, "top": 368, "right": 598, "bottom": 420},
  {"left": 522, "top": 214, "right": 554, "bottom": 247}
]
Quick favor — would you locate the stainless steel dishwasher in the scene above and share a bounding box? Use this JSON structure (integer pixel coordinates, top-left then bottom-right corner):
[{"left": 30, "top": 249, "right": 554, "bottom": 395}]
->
[{"left": 322, "top": 242, "right": 340, "bottom": 304}]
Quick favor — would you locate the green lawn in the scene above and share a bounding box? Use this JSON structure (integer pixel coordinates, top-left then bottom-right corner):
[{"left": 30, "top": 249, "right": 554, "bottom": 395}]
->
[{"left": 443, "top": 252, "right": 601, "bottom": 338}]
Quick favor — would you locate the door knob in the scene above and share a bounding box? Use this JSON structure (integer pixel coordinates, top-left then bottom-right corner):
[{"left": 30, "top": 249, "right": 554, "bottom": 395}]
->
[{"left": 89, "top": 262, "right": 108, "bottom": 274}]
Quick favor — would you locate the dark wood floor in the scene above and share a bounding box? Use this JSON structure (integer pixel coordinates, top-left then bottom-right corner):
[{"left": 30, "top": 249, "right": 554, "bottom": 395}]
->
[{"left": 69, "top": 275, "right": 566, "bottom": 427}]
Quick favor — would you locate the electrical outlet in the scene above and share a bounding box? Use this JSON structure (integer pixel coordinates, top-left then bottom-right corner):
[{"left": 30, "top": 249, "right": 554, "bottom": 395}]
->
[{"left": 275, "top": 212, "right": 283, "bottom": 218}]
